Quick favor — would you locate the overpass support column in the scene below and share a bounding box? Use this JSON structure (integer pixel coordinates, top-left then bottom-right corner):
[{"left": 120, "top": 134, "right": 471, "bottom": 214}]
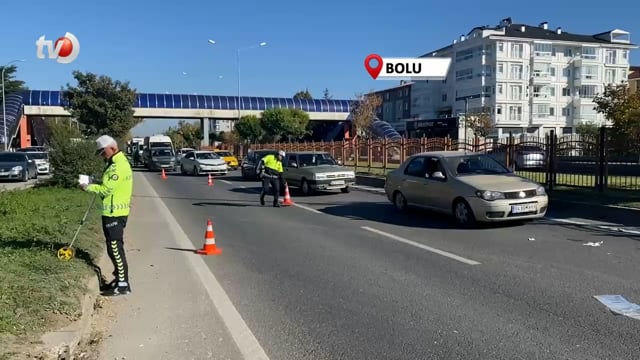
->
[{"left": 201, "top": 118, "right": 210, "bottom": 147}]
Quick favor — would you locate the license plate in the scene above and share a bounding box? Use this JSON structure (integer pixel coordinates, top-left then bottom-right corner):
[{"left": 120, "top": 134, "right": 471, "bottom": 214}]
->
[
  {"left": 511, "top": 203, "right": 537, "bottom": 214},
  {"left": 330, "top": 180, "right": 345, "bottom": 185}
]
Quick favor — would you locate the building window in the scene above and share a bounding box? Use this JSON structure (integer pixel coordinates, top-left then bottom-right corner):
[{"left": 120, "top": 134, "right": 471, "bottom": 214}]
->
[
  {"left": 562, "top": 87, "right": 571, "bottom": 97},
  {"left": 533, "top": 63, "right": 554, "bottom": 78},
  {"left": 403, "top": 88, "right": 409, "bottom": 96},
  {"left": 482, "top": 65, "right": 492, "bottom": 76},
  {"left": 562, "top": 107, "right": 570, "bottom": 116},
  {"left": 605, "top": 69, "right": 616, "bottom": 84},
  {"left": 564, "top": 48, "right": 573, "bottom": 57},
  {"left": 483, "top": 86, "right": 492, "bottom": 94},
  {"left": 385, "top": 93, "right": 390, "bottom": 100},
  {"left": 497, "top": 63, "right": 504, "bottom": 75},
  {"left": 549, "top": 107, "right": 555, "bottom": 116},
  {"left": 497, "top": 84, "right": 504, "bottom": 95},
  {"left": 455, "top": 68, "right": 473, "bottom": 81},
  {"left": 496, "top": 105, "right": 502, "bottom": 115},
  {"left": 581, "top": 47, "right": 597, "bottom": 60},
  {"left": 563, "top": 68, "right": 571, "bottom": 78},
  {"left": 578, "top": 85, "right": 599, "bottom": 99},
  {"left": 442, "top": 79, "right": 447, "bottom": 84},
  {"left": 404, "top": 102, "right": 409, "bottom": 111},
  {"left": 442, "top": 94, "right": 447, "bottom": 102},
  {"left": 605, "top": 50, "right": 617, "bottom": 64},
  {"left": 534, "top": 104, "right": 550, "bottom": 118},
  {"left": 580, "top": 65, "right": 599, "bottom": 81},
  {"left": 509, "top": 85, "right": 522, "bottom": 100},
  {"left": 533, "top": 85, "right": 554, "bottom": 98},
  {"left": 510, "top": 64, "right": 523, "bottom": 80},
  {"left": 497, "top": 42, "right": 504, "bottom": 52},
  {"left": 534, "top": 43, "right": 552, "bottom": 57},
  {"left": 509, "top": 106, "right": 523, "bottom": 121},
  {"left": 511, "top": 43, "right": 523, "bottom": 58},
  {"left": 622, "top": 50, "right": 628, "bottom": 60},
  {"left": 621, "top": 70, "right": 627, "bottom": 80}
]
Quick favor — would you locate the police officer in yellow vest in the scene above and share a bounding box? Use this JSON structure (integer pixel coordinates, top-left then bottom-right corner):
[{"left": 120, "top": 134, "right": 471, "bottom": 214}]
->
[
  {"left": 80, "top": 135, "right": 134, "bottom": 296},
  {"left": 258, "top": 150, "right": 286, "bottom": 207}
]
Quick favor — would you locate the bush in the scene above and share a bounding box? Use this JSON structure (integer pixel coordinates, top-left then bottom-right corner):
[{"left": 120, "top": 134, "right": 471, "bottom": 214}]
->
[{"left": 46, "top": 122, "right": 104, "bottom": 188}]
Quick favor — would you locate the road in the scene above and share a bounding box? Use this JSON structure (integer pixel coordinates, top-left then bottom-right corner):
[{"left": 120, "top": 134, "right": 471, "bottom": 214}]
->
[
  {"left": 103, "top": 169, "right": 640, "bottom": 360},
  {"left": 0, "top": 176, "right": 49, "bottom": 192}
]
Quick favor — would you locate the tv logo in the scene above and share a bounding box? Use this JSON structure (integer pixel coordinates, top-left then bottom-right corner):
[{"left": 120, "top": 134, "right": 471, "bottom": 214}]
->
[{"left": 36, "top": 32, "right": 80, "bottom": 64}]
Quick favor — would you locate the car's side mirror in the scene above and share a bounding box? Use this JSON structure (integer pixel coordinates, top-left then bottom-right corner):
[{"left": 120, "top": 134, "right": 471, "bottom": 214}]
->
[
  {"left": 430, "top": 171, "right": 446, "bottom": 180},
  {"left": 289, "top": 162, "right": 298, "bottom": 168},
  {"left": 337, "top": 160, "right": 343, "bottom": 166}
]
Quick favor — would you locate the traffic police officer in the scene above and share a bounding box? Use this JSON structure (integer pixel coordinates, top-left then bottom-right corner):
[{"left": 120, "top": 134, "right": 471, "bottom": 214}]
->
[
  {"left": 258, "top": 150, "right": 286, "bottom": 207},
  {"left": 81, "top": 135, "right": 134, "bottom": 296}
]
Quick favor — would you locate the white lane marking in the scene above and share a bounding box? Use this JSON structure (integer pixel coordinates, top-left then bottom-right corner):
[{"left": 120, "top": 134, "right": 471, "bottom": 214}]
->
[
  {"left": 545, "top": 217, "right": 640, "bottom": 235},
  {"left": 361, "top": 226, "right": 481, "bottom": 266},
  {"left": 219, "top": 179, "right": 232, "bottom": 185},
  {"left": 292, "top": 203, "right": 322, "bottom": 214},
  {"left": 140, "top": 175, "right": 270, "bottom": 360}
]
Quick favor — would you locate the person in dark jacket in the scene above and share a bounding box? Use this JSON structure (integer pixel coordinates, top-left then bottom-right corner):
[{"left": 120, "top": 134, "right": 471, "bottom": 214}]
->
[{"left": 258, "top": 150, "right": 286, "bottom": 207}]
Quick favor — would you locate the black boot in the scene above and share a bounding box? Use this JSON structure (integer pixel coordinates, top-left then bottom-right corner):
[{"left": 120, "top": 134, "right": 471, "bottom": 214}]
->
[{"left": 260, "top": 195, "right": 265, "bottom": 206}]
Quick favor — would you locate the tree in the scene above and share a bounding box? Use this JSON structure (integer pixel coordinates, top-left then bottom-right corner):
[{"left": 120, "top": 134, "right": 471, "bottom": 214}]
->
[
  {"left": 466, "top": 112, "right": 494, "bottom": 138},
  {"left": 0, "top": 65, "right": 28, "bottom": 104},
  {"left": 593, "top": 83, "right": 640, "bottom": 144},
  {"left": 575, "top": 122, "right": 600, "bottom": 140},
  {"left": 234, "top": 115, "right": 265, "bottom": 143},
  {"left": 221, "top": 129, "right": 240, "bottom": 145},
  {"left": 164, "top": 120, "right": 201, "bottom": 149},
  {"left": 259, "top": 108, "right": 311, "bottom": 142},
  {"left": 322, "top": 88, "right": 333, "bottom": 100},
  {"left": 293, "top": 89, "right": 313, "bottom": 100},
  {"left": 63, "top": 71, "right": 140, "bottom": 142},
  {"left": 350, "top": 92, "right": 382, "bottom": 138}
]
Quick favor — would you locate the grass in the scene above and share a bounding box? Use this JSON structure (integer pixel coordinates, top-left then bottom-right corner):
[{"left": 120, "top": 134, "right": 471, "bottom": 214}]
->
[
  {"left": 344, "top": 161, "right": 640, "bottom": 208},
  {"left": 0, "top": 186, "right": 103, "bottom": 356}
]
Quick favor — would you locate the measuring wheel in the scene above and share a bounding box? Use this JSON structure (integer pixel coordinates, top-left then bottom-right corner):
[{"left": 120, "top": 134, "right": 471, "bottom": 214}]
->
[{"left": 57, "top": 246, "right": 75, "bottom": 261}]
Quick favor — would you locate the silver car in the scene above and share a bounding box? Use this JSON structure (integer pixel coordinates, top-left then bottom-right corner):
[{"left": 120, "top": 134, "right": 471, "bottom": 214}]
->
[
  {"left": 179, "top": 151, "right": 228, "bottom": 176},
  {"left": 0, "top": 152, "right": 38, "bottom": 182}
]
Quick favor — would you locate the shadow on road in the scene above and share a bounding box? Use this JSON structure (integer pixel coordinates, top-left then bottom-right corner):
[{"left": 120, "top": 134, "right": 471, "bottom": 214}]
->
[
  {"left": 165, "top": 246, "right": 196, "bottom": 253},
  {"left": 192, "top": 201, "right": 260, "bottom": 207},
  {"left": 535, "top": 218, "right": 640, "bottom": 242}
]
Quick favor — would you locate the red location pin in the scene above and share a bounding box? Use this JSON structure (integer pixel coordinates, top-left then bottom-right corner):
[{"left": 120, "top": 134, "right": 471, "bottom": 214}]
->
[{"left": 364, "top": 54, "right": 383, "bottom": 79}]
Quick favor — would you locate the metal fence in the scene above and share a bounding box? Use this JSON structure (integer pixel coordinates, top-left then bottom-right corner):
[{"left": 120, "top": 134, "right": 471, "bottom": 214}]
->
[{"left": 228, "top": 127, "right": 640, "bottom": 192}]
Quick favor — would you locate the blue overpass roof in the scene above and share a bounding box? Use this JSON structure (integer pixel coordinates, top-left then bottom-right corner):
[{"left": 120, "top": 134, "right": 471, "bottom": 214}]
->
[{"left": 21, "top": 90, "right": 353, "bottom": 113}]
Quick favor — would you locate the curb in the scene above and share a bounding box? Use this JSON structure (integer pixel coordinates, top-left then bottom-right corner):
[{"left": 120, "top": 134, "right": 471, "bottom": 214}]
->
[
  {"left": 354, "top": 175, "right": 640, "bottom": 214},
  {"left": 36, "top": 251, "right": 109, "bottom": 360}
]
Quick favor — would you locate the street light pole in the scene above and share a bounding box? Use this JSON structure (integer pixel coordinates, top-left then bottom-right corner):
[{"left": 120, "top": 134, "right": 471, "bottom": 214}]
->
[
  {"left": 463, "top": 97, "right": 469, "bottom": 149},
  {"left": 2, "top": 59, "right": 25, "bottom": 151},
  {"left": 236, "top": 42, "right": 267, "bottom": 125}
]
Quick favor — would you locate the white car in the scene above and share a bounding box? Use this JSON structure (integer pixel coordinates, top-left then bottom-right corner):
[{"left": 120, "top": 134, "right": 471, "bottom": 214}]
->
[
  {"left": 179, "top": 151, "right": 228, "bottom": 176},
  {"left": 25, "top": 151, "right": 50, "bottom": 175}
]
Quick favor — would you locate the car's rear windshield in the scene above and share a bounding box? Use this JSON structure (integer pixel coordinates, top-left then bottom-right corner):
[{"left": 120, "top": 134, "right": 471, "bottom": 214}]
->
[
  {"left": 26, "top": 152, "right": 48, "bottom": 160},
  {"left": 0, "top": 153, "right": 26, "bottom": 162},
  {"left": 196, "top": 152, "right": 220, "bottom": 160},
  {"left": 297, "top": 153, "right": 336, "bottom": 167},
  {"left": 152, "top": 149, "right": 174, "bottom": 157}
]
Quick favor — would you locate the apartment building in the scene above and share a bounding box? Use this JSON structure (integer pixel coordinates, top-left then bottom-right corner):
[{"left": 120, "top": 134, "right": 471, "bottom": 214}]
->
[
  {"left": 373, "top": 81, "right": 412, "bottom": 133},
  {"left": 630, "top": 66, "right": 640, "bottom": 94},
  {"left": 412, "top": 17, "right": 637, "bottom": 138}
]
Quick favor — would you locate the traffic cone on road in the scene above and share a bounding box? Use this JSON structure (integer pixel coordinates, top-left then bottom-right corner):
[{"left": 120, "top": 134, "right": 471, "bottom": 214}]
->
[
  {"left": 196, "top": 219, "right": 222, "bottom": 255},
  {"left": 208, "top": 173, "right": 213, "bottom": 186},
  {"left": 161, "top": 168, "right": 167, "bottom": 180},
  {"left": 281, "top": 183, "right": 294, "bottom": 206}
]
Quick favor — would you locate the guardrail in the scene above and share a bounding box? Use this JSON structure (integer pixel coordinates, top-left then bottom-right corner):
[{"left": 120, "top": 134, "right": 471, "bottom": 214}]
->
[{"left": 235, "top": 127, "right": 640, "bottom": 192}]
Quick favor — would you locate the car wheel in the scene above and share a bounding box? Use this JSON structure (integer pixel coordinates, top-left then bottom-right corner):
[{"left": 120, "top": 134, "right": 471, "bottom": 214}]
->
[
  {"left": 33, "top": 172, "right": 38, "bottom": 180},
  {"left": 341, "top": 186, "right": 350, "bottom": 193},
  {"left": 193, "top": 166, "right": 199, "bottom": 176},
  {"left": 22, "top": 170, "right": 29, "bottom": 182},
  {"left": 301, "top": 179, "right": 312, "bottom": 195},
  {"left": 181, "top": 165, "right": 187, "bottom": 175},
  {"left": 453, "top": 199, "right": 476, "bottom": 228},
  {"left": 393, "top": 191, "right": 407, "bottom": 211}
]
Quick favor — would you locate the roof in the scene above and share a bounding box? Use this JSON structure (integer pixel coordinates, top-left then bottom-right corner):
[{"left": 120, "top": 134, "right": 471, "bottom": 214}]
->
[
  {"left": 494, "top": 23, "right": 636, "bottom": 46},
  {"left": 629, "top": 66, "right": 640, "bottom": 79}
]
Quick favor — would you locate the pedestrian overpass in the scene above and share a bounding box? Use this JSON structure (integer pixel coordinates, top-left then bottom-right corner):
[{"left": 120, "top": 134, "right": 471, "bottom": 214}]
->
[{"left": 2, "top": 90, "right": 353, "bottom": 148}]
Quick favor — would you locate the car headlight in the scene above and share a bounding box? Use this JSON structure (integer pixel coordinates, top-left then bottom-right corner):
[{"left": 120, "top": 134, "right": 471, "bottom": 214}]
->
[
  {"left": 535, "top": 185, "right": 546, "bottom": 196},
  {"left": 314, "top": 174, "right": 327, "bottom": 180},
  {"left": 346, "top": 172, "right": 355, "bottom": 178},
  {"left": 11, "top": 166, "right": 23, "bottom": 171},
  {"left": 476, "top": 190, "right": 505, "bottom": 201}
]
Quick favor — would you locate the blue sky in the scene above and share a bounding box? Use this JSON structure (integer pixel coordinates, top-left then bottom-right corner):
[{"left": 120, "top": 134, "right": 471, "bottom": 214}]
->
[{"left": 1, "top": 0, "right": 638, "bottom": 136}]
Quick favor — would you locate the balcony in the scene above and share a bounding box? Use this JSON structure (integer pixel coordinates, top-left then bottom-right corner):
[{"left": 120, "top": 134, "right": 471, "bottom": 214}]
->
[
  {"left": 573, "top": 74, "right": 600, "bottom": 86},
  {"left": 572, "top": 57, "right": 600, "bottom": 67},
  {"left": 532, "top": 92, "right": 553, "bottom": 102},
  {"left": 531, "top": 71, "right": 553, "bottom": 83}
]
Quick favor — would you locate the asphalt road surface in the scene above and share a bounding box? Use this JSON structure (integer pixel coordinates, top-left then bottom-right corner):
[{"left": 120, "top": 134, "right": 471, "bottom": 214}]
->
[{"left": 142, "top": 169, "right": 640, "bottom": 360}]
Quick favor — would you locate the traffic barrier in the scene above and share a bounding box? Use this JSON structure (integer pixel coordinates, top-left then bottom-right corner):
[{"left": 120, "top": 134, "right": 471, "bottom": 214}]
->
[
  {"left": 196, "top": 219, "right": 222, "bottom": 255},
  {"left": 281, "top": 183, "right": 294, "bottom": 206},
  {"left": 161, "top": 168, "right": 167, "bottom": 180},
  {"left": 208, "top": 173, "right": 213, "bottom": 186}
]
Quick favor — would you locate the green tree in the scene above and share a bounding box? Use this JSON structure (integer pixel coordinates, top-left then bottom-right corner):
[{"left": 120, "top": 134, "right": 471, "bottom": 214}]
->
[
  {"left": 260, "top": 108, "right": 311, "bottom": 142},
  {"left": 593, "top": 83, "right": 640, "bottom": 142},
  {"left": 350, "top": 91, "right": 382, "bottom": 138},
  {"left": 234, "top": 115, "right": 265, "bottom": 143},
  {"left": 293, "top": 89, "right": 313, "bottom": 100},
  {"left": 164, "top": 120, "right": 201, "bottom": 148},
  {"left": 282, "top": 108, "right": 311, "bottom": 141},
  {"left": 0, "top": 65, "right": 28, "bottom": 105},
  {"left": 63, "top": 71, "right": 140, "bottom": 142},
  {"left": 575, "top": 122, "right": 600, "bottom": 140},
  {"left": 322, "top": 88, "right": 333, "bottom": 100},
  {"left": 46, "top": 122, "right": 104, "bottom": 189}
]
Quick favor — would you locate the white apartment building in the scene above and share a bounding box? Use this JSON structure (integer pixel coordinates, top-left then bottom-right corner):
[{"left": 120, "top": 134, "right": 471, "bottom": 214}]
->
[{"left": 411, "top": 18, "right": 637, "bottom": 138}]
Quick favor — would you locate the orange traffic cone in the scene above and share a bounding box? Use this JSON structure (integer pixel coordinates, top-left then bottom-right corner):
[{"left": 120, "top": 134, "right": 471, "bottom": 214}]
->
[
  {"left": 281, "top": 183, "right": 294, "bottom": 206},
  {"left": 208, "top": 173, "right": 213, "bottom": 186},
  {"left": 161, "top": 168, "right": 167, "bottom": 180},
  {"left": 196, "top": 219, "right": 222, "bottom": 255}
]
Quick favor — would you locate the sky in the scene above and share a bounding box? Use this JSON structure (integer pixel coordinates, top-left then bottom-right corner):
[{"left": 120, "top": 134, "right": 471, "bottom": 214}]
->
[{"left": 1, "top": 0, "right": 639, "bottom": 136}]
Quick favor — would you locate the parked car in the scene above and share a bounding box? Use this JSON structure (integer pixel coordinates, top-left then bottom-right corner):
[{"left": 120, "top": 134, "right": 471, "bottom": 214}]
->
[
  {"left": 384, "top": 151, "right": 548, "bottom": 227},
  {"left": 24, "top": 151, "right": 50, "bottom": 175},
  {"left": 147, "top": 148, "right": 177, "bottom": 171},
  {"left": 0, "top": 152, "right": 38, "bottom": 182},
  {"left": 241, "top": 149, "right": 276, "bottom": 180},
  {"left": 214, "top": 150, "right": 240, "bottom": 170},
  {"left": 179, "top": 150, "right": 228, "bottom": 176},
  {"left": 283, "top": 151, "right": 355, "bottom": 195},
  {"left": 16, "top": 146, "right": 47, "bottom": 153},
  {"left": 487, "top": 144, "right": 546, "bottom": 170}
]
